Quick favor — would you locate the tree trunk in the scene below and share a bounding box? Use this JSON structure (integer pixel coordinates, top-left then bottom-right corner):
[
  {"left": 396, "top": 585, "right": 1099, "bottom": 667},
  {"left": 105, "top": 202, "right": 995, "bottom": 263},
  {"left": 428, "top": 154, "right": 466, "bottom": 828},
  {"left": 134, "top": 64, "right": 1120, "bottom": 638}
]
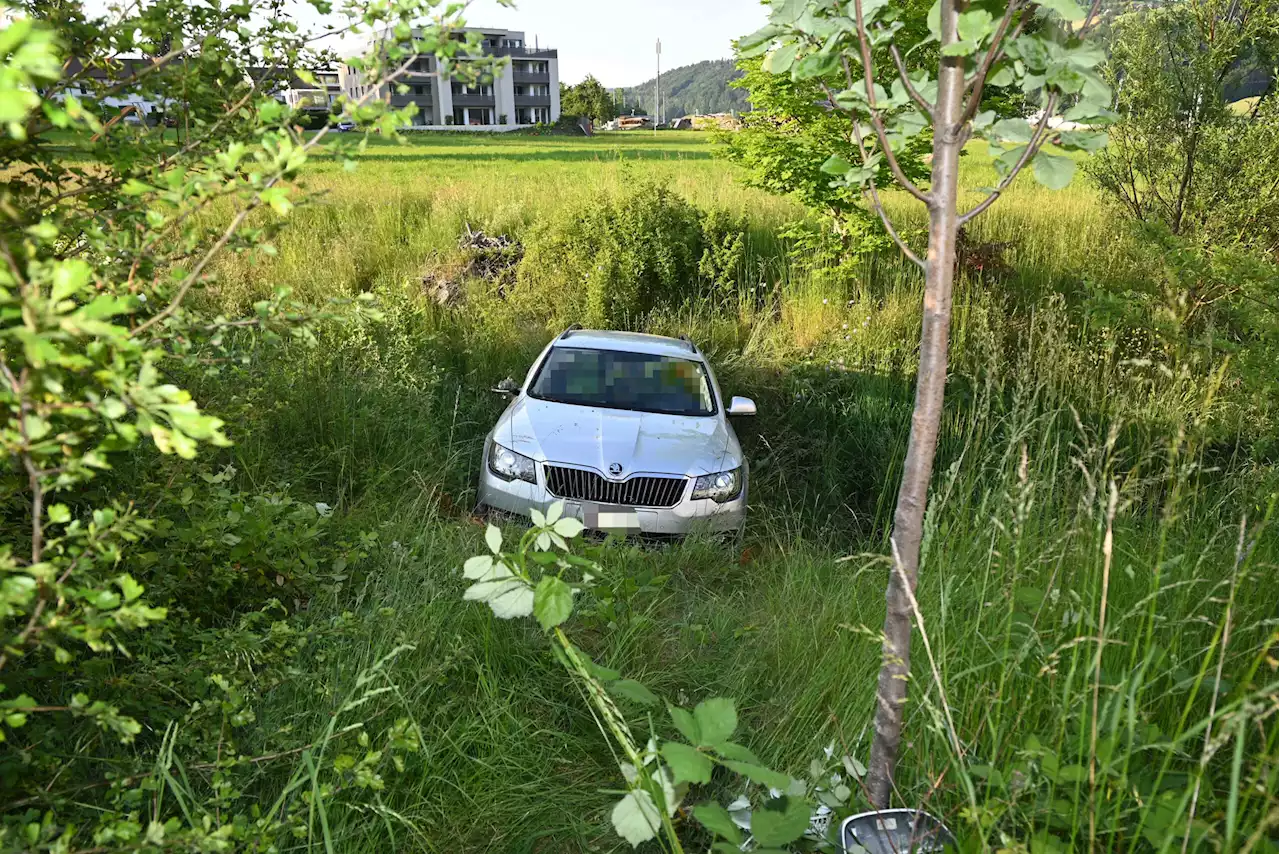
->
[{"left": 864, "top": 15, "right": 967, "bottom": 810}]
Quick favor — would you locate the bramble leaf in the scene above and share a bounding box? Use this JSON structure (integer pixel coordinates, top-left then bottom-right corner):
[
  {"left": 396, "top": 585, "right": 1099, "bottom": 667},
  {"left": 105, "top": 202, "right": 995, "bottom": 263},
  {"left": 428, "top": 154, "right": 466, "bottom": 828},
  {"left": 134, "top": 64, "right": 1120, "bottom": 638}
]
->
[
  {"left": 693, "top": 803, "right": 744, "bottom": 843},
  {"left": 533, "top": 575, "right": 573, "bottom": 630},
  {"left": 750, "top": 796, "right": 811, "bottom": 845},
  {"left": 611, "top": 790, "right": 661, "bottom": 847},
  {"left": 662, "top": 741, "right": 714, "bottom": 784},
  {"left": 611, "top": 679, "right": 659, "bottom": 706},
  {"left": 669, "top": 704, "right": 701, "bottom": 744},
  {"left": 693, "top": 697, "right": 737, "bottom": 747},
  {"left": 720, "top": 760, "right": 791, "bottom": 789}
]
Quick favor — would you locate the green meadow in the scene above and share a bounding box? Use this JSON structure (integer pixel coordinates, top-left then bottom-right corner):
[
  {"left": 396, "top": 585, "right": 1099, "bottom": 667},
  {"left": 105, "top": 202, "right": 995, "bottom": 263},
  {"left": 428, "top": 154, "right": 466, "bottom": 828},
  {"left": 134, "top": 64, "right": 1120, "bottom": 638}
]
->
[{"left": 158, "top": 129, "right": 1279, "bottom": 849}]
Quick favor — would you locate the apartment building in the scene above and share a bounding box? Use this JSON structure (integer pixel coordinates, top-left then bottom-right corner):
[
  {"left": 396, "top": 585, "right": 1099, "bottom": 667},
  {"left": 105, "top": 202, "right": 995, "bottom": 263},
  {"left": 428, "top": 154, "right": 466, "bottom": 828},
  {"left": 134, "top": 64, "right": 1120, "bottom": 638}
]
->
[{"left": 339, "top": 27, "right": 560, "bottom": 128}]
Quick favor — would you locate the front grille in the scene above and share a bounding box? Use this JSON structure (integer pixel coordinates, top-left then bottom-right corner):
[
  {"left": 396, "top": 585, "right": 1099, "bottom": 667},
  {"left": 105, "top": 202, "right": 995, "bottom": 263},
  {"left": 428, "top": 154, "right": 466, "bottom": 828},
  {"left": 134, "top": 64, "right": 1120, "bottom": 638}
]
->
[{"left": 545, "top": 466, "right": 686, "bottom": 508}]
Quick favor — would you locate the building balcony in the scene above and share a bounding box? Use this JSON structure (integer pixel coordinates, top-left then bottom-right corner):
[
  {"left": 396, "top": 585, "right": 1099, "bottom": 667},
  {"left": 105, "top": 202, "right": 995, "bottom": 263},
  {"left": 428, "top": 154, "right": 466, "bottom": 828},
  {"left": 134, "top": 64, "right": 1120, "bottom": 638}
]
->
[
  {"left": 389, "top": 95, "right": 433, "bottom": 109},
  {"left": 452, "top": 92, "right": 496, "bottom": 106},
  {"left": 514, "top": 94, "right": 551, "bottom": 106},
  {"left": 489, "top": 46, "right": 557, "bottom": 59},
  {"left": 511, "top": 71, "right": 550, "bottom": 84}
]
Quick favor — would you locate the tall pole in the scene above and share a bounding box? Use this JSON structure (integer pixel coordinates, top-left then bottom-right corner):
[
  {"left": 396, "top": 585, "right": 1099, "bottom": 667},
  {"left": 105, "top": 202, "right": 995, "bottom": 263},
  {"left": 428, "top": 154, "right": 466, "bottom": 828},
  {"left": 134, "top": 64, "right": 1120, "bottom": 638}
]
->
[{"left": 654, "top": 38, "right": 660, "bottom": 133}]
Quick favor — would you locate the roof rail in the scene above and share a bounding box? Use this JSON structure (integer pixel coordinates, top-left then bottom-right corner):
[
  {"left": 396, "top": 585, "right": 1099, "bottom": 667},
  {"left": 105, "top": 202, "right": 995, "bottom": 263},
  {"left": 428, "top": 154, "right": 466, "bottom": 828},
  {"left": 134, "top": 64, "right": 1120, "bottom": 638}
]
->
[
  {"left": 559, "top": 324, "right": 582, "bottom": 340},
  {"left": 678, "top": 333, "right": 697, "bottom": 352}
]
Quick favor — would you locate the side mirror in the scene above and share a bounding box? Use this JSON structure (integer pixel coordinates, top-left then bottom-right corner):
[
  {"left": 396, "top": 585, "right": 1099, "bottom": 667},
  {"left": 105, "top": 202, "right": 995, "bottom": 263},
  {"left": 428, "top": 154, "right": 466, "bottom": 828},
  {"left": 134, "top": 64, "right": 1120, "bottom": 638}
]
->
[
  {"left": 493, "top": 377, "right": 520, "bottom": 397},
  {"left": 840, "top": 809, "right": 956, "bottom": 854},
  {"left": 727, "top": 396, "right": 757, "bottom": 416}
]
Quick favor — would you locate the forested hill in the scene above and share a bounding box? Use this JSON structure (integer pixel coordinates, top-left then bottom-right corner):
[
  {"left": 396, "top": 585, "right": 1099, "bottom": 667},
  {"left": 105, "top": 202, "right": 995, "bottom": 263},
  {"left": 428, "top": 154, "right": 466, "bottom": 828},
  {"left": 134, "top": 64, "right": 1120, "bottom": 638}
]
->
[{"left": 617, "top": 58, "right": 748, "bottom": 118}]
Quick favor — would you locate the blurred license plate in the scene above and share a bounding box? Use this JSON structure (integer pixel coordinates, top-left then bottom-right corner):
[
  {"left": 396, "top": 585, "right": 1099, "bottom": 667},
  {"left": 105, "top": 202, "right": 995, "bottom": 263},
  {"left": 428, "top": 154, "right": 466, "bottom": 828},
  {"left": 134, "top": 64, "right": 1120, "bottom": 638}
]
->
[{"left": 583, "top": 504, "right": 639, "bottom": 533}]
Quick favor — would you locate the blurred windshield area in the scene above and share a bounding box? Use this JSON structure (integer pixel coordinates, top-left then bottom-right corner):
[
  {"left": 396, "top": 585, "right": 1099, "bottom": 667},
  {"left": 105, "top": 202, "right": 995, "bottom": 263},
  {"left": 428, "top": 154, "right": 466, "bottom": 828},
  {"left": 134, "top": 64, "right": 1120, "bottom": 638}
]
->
[{"left": 530, "top": 348, "right": 715, "bottom": 416}]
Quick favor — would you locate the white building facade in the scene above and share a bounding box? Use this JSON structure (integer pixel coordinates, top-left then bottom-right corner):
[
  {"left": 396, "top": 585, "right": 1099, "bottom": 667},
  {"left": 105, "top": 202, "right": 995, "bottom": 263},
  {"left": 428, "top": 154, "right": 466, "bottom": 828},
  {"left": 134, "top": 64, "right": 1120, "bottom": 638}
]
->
[{"left": 339, "top": 27, "right": 560, "bottom": 130}]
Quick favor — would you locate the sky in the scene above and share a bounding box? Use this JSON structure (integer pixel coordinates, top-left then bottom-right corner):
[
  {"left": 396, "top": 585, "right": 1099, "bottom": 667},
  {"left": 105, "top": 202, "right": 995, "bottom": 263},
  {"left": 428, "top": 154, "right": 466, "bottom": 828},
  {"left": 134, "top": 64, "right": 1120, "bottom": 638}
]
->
[
  {"left": 78, "top": 0, "right": 768, "bottom": 87},
  {"left": 445, "top": 0, "right": 768, "bottom": 86}
]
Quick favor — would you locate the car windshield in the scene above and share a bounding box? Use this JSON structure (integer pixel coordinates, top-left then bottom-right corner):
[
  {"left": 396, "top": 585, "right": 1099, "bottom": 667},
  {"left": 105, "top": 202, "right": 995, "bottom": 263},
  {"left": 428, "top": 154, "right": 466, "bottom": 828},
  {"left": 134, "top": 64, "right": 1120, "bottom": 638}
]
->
[{"left": 529, "top": 347, "right": 716, "bottom": 416}]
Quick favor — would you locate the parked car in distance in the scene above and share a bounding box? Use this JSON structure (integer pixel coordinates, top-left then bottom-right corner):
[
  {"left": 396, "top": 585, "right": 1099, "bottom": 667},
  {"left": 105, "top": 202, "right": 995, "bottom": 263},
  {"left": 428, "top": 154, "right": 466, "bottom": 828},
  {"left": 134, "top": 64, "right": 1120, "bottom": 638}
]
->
[
  {"left": 478, "top": 328, "right": 756, "bottom": 538},
  {"left": 335, "top": 120, "right": 356, "bottom": 132}
]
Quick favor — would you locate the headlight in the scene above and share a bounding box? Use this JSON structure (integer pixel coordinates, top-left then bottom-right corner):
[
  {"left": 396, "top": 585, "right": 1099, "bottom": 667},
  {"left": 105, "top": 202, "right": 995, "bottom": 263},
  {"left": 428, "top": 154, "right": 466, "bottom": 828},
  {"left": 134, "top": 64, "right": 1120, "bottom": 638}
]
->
[
  {"left": 489, "top": 441, "right": 536, "bottom": 484},
  {"left": 691, "top": 467, "right": 742, "bottom": 503}
]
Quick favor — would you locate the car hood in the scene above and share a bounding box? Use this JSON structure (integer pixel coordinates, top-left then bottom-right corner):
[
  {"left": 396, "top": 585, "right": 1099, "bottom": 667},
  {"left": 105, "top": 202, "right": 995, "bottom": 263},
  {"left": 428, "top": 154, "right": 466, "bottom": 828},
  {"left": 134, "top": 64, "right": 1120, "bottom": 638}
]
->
[{"left": 491, "top": 397, "right": 742, "bottom": 478}]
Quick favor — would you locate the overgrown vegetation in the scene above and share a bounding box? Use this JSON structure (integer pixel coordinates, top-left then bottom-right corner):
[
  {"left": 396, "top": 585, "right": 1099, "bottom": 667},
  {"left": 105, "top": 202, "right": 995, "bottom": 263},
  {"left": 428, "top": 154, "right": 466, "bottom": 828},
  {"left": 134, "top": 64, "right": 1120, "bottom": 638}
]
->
[{"left": 0, "top": 0, "right": 1276, "bottom": 851}]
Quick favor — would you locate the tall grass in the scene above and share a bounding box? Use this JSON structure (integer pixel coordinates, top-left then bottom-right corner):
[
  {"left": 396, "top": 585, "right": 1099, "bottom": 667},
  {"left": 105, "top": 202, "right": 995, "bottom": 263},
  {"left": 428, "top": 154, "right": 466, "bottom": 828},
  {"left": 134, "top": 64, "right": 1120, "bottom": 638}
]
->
[{"left": 190, "top": 130, "right": 1276, "bottom": 850}]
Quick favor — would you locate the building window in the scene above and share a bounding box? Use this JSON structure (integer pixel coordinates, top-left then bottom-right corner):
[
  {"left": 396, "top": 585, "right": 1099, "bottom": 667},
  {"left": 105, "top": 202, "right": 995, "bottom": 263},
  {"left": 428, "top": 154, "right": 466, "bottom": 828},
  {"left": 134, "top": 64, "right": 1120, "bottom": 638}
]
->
[
  {"left": 452, "top": 106, "right": 494, "bottom": 125},
  {"left": 414, "top": 85, "right": 424, "bottom": 95}
]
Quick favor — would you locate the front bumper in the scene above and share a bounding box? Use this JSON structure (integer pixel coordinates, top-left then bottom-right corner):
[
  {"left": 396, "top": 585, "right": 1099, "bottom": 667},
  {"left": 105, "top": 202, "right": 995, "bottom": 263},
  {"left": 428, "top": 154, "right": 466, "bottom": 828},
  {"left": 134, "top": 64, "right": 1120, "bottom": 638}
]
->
[{"left": 477, "top": 461, "right": 746, "bottom": 537}]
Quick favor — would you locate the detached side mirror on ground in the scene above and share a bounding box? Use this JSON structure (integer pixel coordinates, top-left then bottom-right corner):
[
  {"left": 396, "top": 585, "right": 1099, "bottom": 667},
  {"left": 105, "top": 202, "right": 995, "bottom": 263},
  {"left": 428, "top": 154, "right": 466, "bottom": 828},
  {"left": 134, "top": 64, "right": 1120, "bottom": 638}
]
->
[
  {"left": 840, "top": 809, "right": 956, "bottom": 854},
  {"left": 727, "top": 396, "right": 757, "bottom": 416},
  {"left": 493, "top": 377, "right": 520, "bottom": 397}
]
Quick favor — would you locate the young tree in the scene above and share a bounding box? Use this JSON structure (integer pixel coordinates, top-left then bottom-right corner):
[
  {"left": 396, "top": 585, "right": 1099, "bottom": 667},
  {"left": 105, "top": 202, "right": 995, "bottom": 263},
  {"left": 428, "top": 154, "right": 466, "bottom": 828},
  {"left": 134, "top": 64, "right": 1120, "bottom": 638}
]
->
[
  {"left": 718, "top": 55, "right": 930, "bottom": 253},
  {"left": 1086, "top": 0, "right": 1278, "bottom": 257},
  {"left": 740, "top": 0, "right": 1112, "bottom": 806},
  {"left": 561, "top": 74, "right": 619, "bottom": 122}
]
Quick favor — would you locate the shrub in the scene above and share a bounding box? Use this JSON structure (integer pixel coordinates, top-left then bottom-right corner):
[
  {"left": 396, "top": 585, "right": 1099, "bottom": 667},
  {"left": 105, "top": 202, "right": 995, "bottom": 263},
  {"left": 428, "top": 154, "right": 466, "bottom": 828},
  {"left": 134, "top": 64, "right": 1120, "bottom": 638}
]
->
[
  {"left": 697, "top": 208, "right": 750, "bottom": 307},
  {"left": 514, "top": 180, "right": 704, "bottom": 328}
]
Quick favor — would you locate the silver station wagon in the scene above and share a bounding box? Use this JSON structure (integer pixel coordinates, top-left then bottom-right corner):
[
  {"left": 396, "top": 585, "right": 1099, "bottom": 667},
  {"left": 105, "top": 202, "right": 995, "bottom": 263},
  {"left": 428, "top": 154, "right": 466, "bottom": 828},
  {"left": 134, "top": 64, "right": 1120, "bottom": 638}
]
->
[{"left": 477, "top": 328, "right": 756, "bottom": 536}]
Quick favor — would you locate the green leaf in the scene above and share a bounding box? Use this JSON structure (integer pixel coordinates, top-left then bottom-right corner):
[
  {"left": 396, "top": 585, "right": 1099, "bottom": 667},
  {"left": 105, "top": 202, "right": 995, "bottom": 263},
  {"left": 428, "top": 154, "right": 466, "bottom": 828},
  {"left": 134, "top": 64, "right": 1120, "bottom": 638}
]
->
[
  {"left": 1064, "top": 98, "right": 1117, "bottom": 123},
  {"left": 463, "top": 555, "right": 495, "bottom": 579},
  {"left": 668, "top": 704, "right": 701, "bottom": 744},
  {"left": 693, "top": 803, "right": 743, "bottom": 844},
  {"left": 611, "top": 679, "right": 659, "bottom": 706},
  {"left": 1032, "top": 151, "right": 1075, "bottom": 189},
  {"left": 992, "top": 144, "right": 1028, "bottom": 177},
  {"left": 1064, "top": 40, "right": 1106, "bottom": 70},
  {"left": 716, "top": 741, "right": 763, "bottom": 764},
  {"left": 720, "top": 760, "right": 791, "bottom": 789},
  {"left": 23, "top": 414, "right": 50, "bottom": 441},
  {"left": 941, "top": 40, "right": 981, "bottom": 57},
  {"left": 770, "top": 0, "right": 807, "bottom": 25},
  {"left": 117, "top": 574, "right": 144, "bottom": 603},
  {"left": 47, "top": 504, "right": 70, "bottom": 524},
  {"left": 763, "top": 41, "right": 799, "bottom": 75},
  {"left": 533, "top": 575, "right": 573, "bottom": 630},
  {"left": 552, "top": 516, "right": 583, "bottom": 538},
  {"left": 793, "top": 50, "right": 839, "bottom": 80},
  {"left": 580, "top": 652, "right": 621, "bottom": 682},
  {"left": 661, "top": 741, "right": 714, "bottom": 784},
  {"left": 991, "top": 118, "right": 1033, "bottom": 143},
  {"left": 611, "top": 790, "right": 661, "bottom": 847},
  {"left": 50, "top": 259, "right": 91, "bottom": 301},
  {"left": 15, "top": 330, "right": 58, "bottom": 368},
  {"left": 738, "top": 24, "right": 781, "bottom": 58},
  {"left": 693, "top": 697, "right": 737, "bottom": 746},
  {"left": 988, "top": 66, "right": 1014, "bottom": 88},
  {"left": 843, "top": 755, "right": 868, "bottom": 778},
  {"left": 751, "top": 796, "right": 811, "bottom": 845},
  {"left": 1035, "top": 0, "right": 1086, "bottom": 20},
  {"left": 1056, "top": 129, "right": 1108, "bottom": 152},
  {"left": 463, "top": 576, "right": 533, "bottom": 619},
  {"left": 926, "top": 0, "right": 941, "bottom": 40},
  {"left": 259, "top": 186, "right": 293, "bottom": 216},
  {"left": 820, "top": 154, "right": 855, "bottom": 175},
  {"left": 957, "top": 9, "right": 995, "bottom": 42},
  {"left": 485, "top": 524, "right": 502, "bottom": 554},
  {"left": 1046, "top": 63, "right": 1085, "bottom": 94}
]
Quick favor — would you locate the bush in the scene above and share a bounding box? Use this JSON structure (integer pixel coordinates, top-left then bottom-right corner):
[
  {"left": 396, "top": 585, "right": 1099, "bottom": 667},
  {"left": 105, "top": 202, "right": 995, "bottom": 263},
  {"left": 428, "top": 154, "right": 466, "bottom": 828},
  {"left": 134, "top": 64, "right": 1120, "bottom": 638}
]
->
[
  {"left": 697, "top": 208, "right": 750, "bottom": 307},
  {"left": 514, "top": 180, "right": 704, "bottom": 328}
]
